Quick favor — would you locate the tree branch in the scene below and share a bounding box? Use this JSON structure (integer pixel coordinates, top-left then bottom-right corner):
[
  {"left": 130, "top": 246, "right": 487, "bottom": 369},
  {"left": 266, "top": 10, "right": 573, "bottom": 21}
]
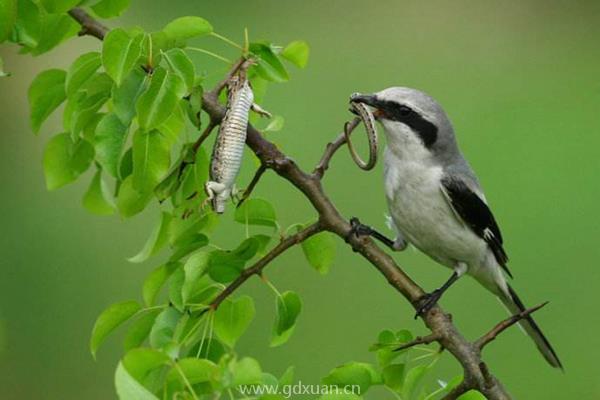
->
[
  {"left": 394, "top": 333, "right": 441, "bottom": 352},
  {"left": 68, "top": 8, "right": 108, "bottom": 40},
  {"left": 476, "top": 302, "right": 548, "bottom": 350},
  {"left": 313, "top": 117, "right": 360, "bottom": 179},
  {"left": 208, "top": 222, "right": 322, "bottom": 311},
  {"left": 68, "top": 8, "right": 516, "bottom": 399},
  {"left": 237, "top": 163, "right": 267, "bottom": 208},
  {"left": 192, "top": 121, "right": 217, "bottom": 152}
]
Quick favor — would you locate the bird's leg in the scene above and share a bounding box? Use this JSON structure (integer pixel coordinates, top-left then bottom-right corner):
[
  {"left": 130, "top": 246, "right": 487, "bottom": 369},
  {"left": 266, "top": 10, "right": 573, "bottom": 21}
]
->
[
  {"left": 347, "top": 217, "right": 403, "bottom": 250},
  {"left": 414, "top": 263, "right": 467, "bottom": 319}
]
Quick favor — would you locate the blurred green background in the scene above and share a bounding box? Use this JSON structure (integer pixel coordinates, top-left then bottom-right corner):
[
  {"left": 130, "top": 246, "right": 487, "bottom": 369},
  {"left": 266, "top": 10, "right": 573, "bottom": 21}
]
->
[{"left": 1, "top": 0, "right": 599, "bottom": 398}]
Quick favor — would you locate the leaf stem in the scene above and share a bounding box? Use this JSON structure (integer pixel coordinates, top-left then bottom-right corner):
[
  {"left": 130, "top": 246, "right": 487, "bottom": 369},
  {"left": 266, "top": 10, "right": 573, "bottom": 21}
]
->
[
  {"left": 262, "top": 275, "right": 282, "bottom": 298},
  {"left": 146, "top": 33, "right": 153, "bottom": 67},
  {"left": 172, "top": 361, "right": 200, "bottom": 400},
  {"left": 186, "top": 47, "right": 232, "bottom": 64},
  {"left": 210, "top": 32, "right": 243, "bottom": 50}
]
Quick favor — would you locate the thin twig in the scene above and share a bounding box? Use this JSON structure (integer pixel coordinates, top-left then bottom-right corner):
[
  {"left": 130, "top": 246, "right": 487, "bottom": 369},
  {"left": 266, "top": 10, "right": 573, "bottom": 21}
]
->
[
  {"left": 441, "top": 380, "right": 472, "bottom": 400},
  {"left": 237, "top": 164, "right": 267, "bottom": 208},
  {"left": 192, "top": 121, "right": 217, "bottom": 152},
  {"left": 394, "top": 333, "right": 441, "bottom": 352},
  {"left": 210, "top": 58, "right": 246, "bottom": 96},
  {"left": 68, "top": 8, "right": 108, "bottom": 40},
  {"left": 313, "top": 117, "right": 360, "bottom": 179},
  {"left": 208, "top": 222, "right": 322, "bottom": 311},
  {"left": 476, "top": 302, "right": 548, "bottom": 350}
]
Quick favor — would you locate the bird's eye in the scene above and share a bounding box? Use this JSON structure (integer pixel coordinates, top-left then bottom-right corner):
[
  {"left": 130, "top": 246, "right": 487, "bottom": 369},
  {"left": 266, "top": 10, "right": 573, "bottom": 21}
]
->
[{"left": 398, "top": 105, "right": 412, "bottom": 116}]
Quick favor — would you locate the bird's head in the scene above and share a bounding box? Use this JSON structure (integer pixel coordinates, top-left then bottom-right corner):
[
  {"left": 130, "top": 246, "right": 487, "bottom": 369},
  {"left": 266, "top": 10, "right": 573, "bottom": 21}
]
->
[{"left": 350, "top": 87, "right": 458, "bottom": 162}]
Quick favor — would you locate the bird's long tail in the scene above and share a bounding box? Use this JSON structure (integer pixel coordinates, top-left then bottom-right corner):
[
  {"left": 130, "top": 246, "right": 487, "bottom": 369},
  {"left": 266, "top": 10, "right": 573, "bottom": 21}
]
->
[{"left": 498, "top": 285, "right": 563, "bottom": 369}]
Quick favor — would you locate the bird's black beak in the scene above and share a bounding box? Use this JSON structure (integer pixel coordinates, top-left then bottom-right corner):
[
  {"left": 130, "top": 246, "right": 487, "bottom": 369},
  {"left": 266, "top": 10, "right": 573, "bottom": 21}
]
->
[
  {"left": 349, "top": 93, "right": 384, "bottom": 118},
  {"left": 350, "top": 93, "right": 377, "bottom": 107}
]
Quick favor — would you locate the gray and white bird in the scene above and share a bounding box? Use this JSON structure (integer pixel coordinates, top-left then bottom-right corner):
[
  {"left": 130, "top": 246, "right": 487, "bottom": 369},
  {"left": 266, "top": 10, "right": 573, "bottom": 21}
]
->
[{"left": 349, "top": 87, "right": 562, "bottom": 369}]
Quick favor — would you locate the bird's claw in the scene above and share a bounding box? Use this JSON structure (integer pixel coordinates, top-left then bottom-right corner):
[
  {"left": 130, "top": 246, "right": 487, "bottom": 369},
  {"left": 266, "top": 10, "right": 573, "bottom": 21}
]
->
[
  {"left": 414, "top": 289, "right": 442, "bottom": 319},
  {"left": 346, "top": 217, "right": 373, "bottom": 241}
]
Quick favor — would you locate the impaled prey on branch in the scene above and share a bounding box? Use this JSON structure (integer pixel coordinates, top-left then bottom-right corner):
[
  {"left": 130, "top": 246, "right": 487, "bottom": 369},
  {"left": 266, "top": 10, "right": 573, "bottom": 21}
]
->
[{"left": 205, "top": 60, "right": 271, "bottom": 213}]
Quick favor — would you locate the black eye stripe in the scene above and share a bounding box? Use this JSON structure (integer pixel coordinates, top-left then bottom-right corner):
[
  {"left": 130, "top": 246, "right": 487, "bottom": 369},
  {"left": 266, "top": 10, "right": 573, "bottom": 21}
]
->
[{"left": 374, "top": 99, "right": 438, "bottom": 148}]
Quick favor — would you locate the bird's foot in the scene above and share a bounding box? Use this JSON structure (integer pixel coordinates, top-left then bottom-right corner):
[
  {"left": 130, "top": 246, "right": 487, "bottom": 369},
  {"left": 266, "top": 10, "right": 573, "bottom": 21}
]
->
[
  {"left": 414, "top": 289, "right": 443, "bottom": 319},
  {"left": 346, "top": 217, "right": 374, "bottom": 240},
  {"left": 345, "top": 217, "right": 372, "bottom": 251}
]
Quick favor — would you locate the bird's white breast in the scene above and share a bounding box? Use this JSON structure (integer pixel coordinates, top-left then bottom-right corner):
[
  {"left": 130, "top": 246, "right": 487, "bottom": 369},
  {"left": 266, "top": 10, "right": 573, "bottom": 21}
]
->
[{"left": 383, "top": 147, "right": 487, "bottom": 269}]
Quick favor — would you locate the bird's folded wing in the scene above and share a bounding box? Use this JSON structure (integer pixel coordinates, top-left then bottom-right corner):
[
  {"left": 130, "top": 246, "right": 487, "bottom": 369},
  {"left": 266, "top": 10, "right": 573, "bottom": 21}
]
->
[{"left": 440, "top": 175, "right": 511, "bottom": 277}]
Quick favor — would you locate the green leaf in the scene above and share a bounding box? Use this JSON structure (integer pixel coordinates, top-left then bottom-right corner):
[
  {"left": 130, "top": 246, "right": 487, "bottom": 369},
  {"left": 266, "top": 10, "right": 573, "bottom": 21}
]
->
[
  {"left": 165, "top": 358, "right": 218, "bottom": 395},
  {"left": 95, "top": 113, "right": 128, "bottom": 178},
  {"left": 29, "top": 69, "right": 66, "bottom": 134},
  {"left": 43, "top": 133, "right": 94, "bottom": 190},
  {"left": 402, "top": 364, "right": 429, "bottom": 400},
  {"left": 186, "top": 85, "right": 203, "bottom": 127},
  {"left": 80, "top": 72, "right": 113, "bottom": 97},
  {"left": 270, "top": 325, "right": 295, "bottom": 348},
  {"left": 170, "top": 234, "right": 209, "bottom": 262},
  {"left": 168, "top": 267, "right": 185, "bottom": 311},
  {"left": 154, "top": 166, "right": 181, "bottom": 203},
  {"left": 322, "top": 362, "right": 379, "bottom": 395},
  {"left": 83, "top": 169, "right": 114, "bottom": 215},
  {"left": 0, "top": 0, "right": 17, "bottom": 43},
  {"left": 149, "top": 307, "right": 182, "bottom": 348},
  {"left": 457, "top": 390, "right": 487, "bottom": 400},
  {"left": 214, "top": 296, "right": 255, "bottom": 348},
  {"left": 185, "top": 276, "right": 220, "bottom": 306},
  {"left": 91, "top": 0, "right": 130, "bottom": 18},
  {"left": 119, "top": 147, "right": 133, "bottom": 180},
  {"left": 12, "top": 0, "right": 41, "bottom": 49},
  {"left": 66, "top": 52, "right": 102, "bottom": 96},
  {"left": 128, "top": 211, "right": 172, "bottom": 263},
  {"left": 234, "top": 198, "right": 277, "bottom": 228},
  {"left": 32, "top": 13, "right": 78, "bottom": 55},
  {"left": 171, "top": 146, "right": 209, "bottom": 204},
  {"left": 123, "top": 347, "right": 170, "bottom": 384},
  {"left": 232, "top": 357, "right": 262, "bottom": 386},
  {"left": 382, "top": 364, "right": 405, "bottom": 391},
  {"left": 65, "top": 91, "right": 110, "bottom": 137},
  {"left": 123, "top": 311, "right": 159, "bottom": 351},
  {"left": 279, "top": 366, "right": 295, "bottom": 386},
  {"left": 143, "top": 262, "right": 180, "bottom": 306},
  {"left": 163, "top": 48, "right": 195, "bottom": 94},
  {"left": 281, "top": 40, "right": 309, "bottom": 68},
  {"left": 158, "top": 100, "right": 185, "bottom": 145},
  {"left": 249, "top": 42, "right": 289, "bottom": 82},
  {"left": 371, "top": 329, "right": 413, "bottom": 367},
  {"left": 116, "top": 176, "right": 153, "bottom": 217},
  {"left": 263, "top": 115, "right": 284, "bottom": 132},
  {"left": 112, "top": 68, "right": 148, "bottom": 125},
  {"left": 162, "top": 16, "right": 213, "bottom": 41},
  {"left": 102, "top": 28, "right": 143, "bottom": 85},
  {"left": 90, "top": 300, "right": 141, "bottom": 358},
  {"left": 136, "top": 67, "right": 185, "bottom": 130},
  {"left": 39, "top": 0, "right": 81, "bottom": 13},
  {"left": 300, "top": 230, "right": 336, "bottom": 274},
  {"left": 132, "top": 129, "right": 171, "bottom": 193},
  {"left": 168, "top": 210, "right": 215, "bottom": 246},
  {"left": 208, "top": 237, "right": 261, "bottom": 283},
  {"left": 274, "top": 291, "right": 301, "bottom": 335},
  {"left": 182, "top": 251, "right": 210, "bottom": 303},
  {"left": 115, "top": 362, "right": 160, "bottom": 400}
]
